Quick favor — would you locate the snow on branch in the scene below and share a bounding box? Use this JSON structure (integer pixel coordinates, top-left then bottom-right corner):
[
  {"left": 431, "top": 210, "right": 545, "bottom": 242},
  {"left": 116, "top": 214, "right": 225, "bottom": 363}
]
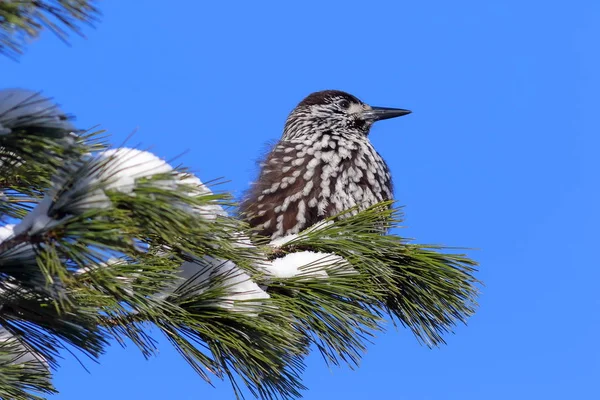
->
[
  {"left": 0, "top": 327, "right": 48, "bottom": 370},
  {"left": 13, "top": 147, "right": 225, "bottom": 236},
  {"left": 0, "top": 225, "right": 48, "bottom": 373},
  {"left": 159, "top": 257, "right": 270, "bottom": 313},
  {"left": 262, "top": 221, "right": 356, "bottom": 280},
  {"left": 0, "top": 224, "right": 33, "bottom": 258},
  {"left": 264, "top": 251, "right": 350, "bottom": 279},
  {"left": 0, "top": 89, "right": 75, "bottom": 136},
  {"left": 2, "top": 133, "right": 356, "bottom": 314}
]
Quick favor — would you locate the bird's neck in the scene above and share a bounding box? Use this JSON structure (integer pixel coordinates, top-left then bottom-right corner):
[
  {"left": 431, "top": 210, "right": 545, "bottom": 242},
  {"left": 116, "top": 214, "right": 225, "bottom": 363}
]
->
[{"left": 282, "top": 127, "right": 367, "bottom": 143}]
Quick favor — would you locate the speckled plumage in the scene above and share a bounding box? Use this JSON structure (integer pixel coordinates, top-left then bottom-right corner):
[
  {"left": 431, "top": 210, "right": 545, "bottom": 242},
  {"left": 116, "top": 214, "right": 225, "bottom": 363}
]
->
[{"left": 240, "top": 90, "right": 410, "bottom": 239}]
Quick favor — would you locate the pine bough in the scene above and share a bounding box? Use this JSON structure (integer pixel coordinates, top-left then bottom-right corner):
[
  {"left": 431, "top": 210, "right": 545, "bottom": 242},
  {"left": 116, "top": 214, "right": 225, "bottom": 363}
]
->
[{"left": 0, "top": 89, "right": 479, "bottom": 400}]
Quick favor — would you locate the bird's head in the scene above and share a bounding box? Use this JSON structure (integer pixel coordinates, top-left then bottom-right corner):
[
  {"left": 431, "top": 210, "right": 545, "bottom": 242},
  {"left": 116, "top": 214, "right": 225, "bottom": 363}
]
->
[{"left": 282, "top": 90, "right": 411, "bottom": 140}]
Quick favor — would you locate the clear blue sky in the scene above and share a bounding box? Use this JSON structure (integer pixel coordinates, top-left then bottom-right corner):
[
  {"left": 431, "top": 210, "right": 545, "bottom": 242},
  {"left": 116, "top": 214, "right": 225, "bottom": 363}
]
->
[{"left": 1, "top": 1, "right": 598, "bottom": 399}]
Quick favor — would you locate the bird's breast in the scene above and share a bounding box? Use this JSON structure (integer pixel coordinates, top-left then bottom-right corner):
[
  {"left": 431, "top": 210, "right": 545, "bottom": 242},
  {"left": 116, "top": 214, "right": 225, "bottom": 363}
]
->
[{"left": 241, "top": 134, "right": 393, "bottom": 239}]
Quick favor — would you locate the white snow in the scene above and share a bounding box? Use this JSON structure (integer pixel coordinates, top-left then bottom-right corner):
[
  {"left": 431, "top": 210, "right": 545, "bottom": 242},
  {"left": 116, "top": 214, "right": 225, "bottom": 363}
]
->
[
  {"left": 65, "top": 148, "right": 175, "bottom": 210},
  {"left": 0, "top": 224, "right": 15, "bottom": 241},
  {"left": 0, "top": 223, "right": 38, "bottom": 260},
  {"left": 263, "top": 251, "right": 353, "bottom": 279},
  {"left": 0, "top": 88, "right": 74, "bottom": 134},
  {"left": 0, "top": 282, "right": 47, "bottom": 369},
  {"left": 265, "top": 220, "right": 355, "bottom": 279},
  {"left": 65, "top": 148, "right": 226, "bottom": 219},
  {"left": 13, "top": 148, "right": 227, "bottom": 235},
  {"left": 0, "top": 225, "right": 52, "bottom": 296},
  {"left": 0, "top": 327, "right": 48, "bottom": 370},
  {"left": 95, "top": 148, "right": 174, "bottom": 193},
  {"left": 173, "top": 172, "right": 227, "bottom": 220},
  {"left": 159, "top": 256, "right": 270, "bottom": 314},
  {"left": 12, "top": 196, "right": 59, "bottom": 236}
]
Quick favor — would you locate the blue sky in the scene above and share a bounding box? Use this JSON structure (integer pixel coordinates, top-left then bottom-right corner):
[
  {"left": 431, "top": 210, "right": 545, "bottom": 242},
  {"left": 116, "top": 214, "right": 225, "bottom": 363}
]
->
[{"left": 1, "top": 0, "right": 598, "bottom": 399}]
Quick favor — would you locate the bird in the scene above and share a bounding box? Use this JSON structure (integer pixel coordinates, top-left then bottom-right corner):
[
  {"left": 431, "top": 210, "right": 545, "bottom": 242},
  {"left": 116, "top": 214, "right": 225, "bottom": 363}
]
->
[{"left": 240, "top": 90, "right": 411, "bottom": 240}]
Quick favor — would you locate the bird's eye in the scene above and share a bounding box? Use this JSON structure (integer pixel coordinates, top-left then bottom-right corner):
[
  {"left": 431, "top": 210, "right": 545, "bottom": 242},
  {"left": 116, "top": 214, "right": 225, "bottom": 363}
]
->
[{"left": 339, "top": 99, "right": 350, "bottom": 109}]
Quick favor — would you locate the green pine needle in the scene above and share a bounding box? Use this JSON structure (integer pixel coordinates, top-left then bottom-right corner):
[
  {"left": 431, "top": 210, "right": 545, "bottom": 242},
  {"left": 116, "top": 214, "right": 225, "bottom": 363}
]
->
[
  {"left": 0, "top": 0, "right": 100, "bottom": 59},
  {"left": 0, "top": 125, "right": 480, "bottom": 399}
]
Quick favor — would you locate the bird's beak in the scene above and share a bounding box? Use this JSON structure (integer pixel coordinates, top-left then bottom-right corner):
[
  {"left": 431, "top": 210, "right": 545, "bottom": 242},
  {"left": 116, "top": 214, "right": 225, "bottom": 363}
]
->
[{"left": 363, "top": 106, "right": 412, "bottom": 122}]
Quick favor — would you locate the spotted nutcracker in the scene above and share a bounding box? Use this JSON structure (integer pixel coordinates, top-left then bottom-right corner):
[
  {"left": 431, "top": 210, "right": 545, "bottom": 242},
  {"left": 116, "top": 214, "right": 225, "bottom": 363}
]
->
[{"left": 240, "top": 90, "right": 411, "bottom": 239}]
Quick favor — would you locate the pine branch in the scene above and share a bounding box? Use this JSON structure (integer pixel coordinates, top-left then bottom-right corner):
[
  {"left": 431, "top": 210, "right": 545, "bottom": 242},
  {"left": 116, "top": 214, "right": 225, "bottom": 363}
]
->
[
  {"left": 0, "top": 87, "right": 480, "bottom": 400},
  {"left": 0, "top": 0, "right": 100, "bottom": 59},
  {"left": 0, "top": 142, "right": 480, "bottom": 399},
  {"left": 0, "top": 335, "right": 55, "bottom": 400},
  {"left": 0, "top": 139, "right": 309, "bottom": 398},
  {"left": 267, "top": 202, "right": 480, "bottom": 347}
]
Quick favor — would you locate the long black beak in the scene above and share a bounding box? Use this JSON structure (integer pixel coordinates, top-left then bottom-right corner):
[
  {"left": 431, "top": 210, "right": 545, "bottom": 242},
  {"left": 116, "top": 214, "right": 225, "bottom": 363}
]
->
[{"left": 364, "top": 106, "right": 412, "bottom": 122}]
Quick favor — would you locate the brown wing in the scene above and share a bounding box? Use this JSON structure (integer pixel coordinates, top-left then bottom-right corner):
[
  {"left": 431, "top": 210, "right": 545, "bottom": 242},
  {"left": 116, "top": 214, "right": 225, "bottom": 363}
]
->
[{"left": 239, "top": 141, "right": 323, "bottom": 239}]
